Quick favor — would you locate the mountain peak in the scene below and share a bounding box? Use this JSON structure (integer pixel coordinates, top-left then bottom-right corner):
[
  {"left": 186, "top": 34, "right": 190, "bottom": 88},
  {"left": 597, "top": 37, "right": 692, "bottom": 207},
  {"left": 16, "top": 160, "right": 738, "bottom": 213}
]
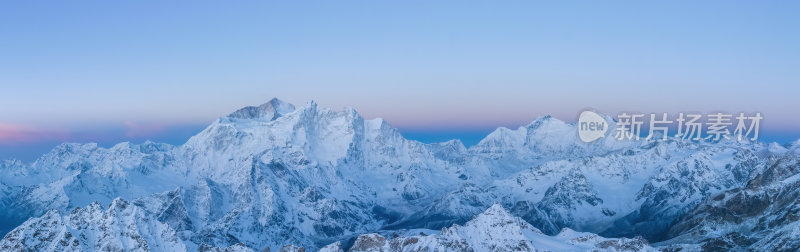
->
[
  {"left": 484, "top": 202, "right": 506, "bottom": 214},
  {"left": 227, "top": 97, "right": 296, "bottom": 120},
  {"left": 788, "top": 138, "right": 800, "bottom": 151},
  {"left": 469, "top": 202, "right": 520, "bottom": 225},
  {"left": 526, "top": 115, "right": 568, "bottom": 130}
]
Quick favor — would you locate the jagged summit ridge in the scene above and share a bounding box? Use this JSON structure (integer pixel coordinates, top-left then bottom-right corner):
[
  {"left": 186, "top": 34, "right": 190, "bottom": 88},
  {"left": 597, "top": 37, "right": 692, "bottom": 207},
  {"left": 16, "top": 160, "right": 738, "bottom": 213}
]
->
[
  {"left": 340, "top": 203, "right": 654, "bottom": 252},
  {"left": 227, "top": 97, "right": 296, "bottom": 120}
]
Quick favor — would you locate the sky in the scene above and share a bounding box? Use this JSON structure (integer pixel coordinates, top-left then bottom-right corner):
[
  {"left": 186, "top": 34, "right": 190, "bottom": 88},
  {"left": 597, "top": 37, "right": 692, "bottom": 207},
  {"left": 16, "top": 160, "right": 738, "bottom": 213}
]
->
[{"left": 1, "top": 1, "right": 799, "bottom": 160}]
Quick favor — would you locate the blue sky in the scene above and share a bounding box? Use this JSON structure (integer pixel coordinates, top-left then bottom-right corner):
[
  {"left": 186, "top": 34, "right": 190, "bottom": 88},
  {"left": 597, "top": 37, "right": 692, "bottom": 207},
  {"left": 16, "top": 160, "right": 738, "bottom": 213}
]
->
[{"left": 1, "top": 1, "right": 799, "bottom": 160}]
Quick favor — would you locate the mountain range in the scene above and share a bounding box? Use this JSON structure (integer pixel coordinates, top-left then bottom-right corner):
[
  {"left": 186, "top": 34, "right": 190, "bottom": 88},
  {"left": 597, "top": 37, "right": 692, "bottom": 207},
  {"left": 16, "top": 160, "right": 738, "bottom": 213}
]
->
[{"left": 1, "top": 98, "right": 798, "bottom": 251}]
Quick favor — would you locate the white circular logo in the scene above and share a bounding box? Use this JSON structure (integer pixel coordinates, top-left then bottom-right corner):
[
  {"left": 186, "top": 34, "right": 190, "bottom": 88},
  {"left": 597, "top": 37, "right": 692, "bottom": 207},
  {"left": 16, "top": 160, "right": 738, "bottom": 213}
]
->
[{"left": 578, "top": 111, "right": 608, "bottom": 143}]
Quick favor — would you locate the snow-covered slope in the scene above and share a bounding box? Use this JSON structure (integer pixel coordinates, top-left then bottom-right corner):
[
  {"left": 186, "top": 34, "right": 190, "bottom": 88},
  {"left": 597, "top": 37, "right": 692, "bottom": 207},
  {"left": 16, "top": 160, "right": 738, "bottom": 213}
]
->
[{"left": 1, "top": 98, "right": 797, "bottom": 251}]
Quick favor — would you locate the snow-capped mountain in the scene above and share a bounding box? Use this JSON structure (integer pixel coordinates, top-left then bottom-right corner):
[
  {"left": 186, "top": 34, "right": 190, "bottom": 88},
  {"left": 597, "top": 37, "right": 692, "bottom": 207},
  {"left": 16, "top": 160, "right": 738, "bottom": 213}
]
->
[
  {"left": 323, "top": 203, "right": 654, "bottom": 252},
  {"left": 1, "top": 98, "right": 798, "bottom": 251},
  {"left": 0, "top": 198, "right": 186, "bottom": 251},
  {"left": 656, "top": 154, "right": 800, "bottom": 251}
]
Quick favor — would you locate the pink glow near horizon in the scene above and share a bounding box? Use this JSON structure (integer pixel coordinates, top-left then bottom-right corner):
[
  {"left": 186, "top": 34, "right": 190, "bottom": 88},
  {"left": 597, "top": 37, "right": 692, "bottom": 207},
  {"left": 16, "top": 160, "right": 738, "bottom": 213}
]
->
[
  {"left": 0, "top": 121, "right": 176, "bottom": 145},
  {"left": 0, "top": 123, "right": 70, "bottom": 145}
]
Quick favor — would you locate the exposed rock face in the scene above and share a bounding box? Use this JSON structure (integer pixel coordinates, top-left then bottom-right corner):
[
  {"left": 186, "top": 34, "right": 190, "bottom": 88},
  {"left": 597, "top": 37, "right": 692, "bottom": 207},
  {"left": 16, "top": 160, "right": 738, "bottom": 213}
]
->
[
  {"left": 657, "top": 155, "right": 800, "bottom": 251},
  {"left": 278, "top": 244, "right": 306, "bottom": 252}
]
